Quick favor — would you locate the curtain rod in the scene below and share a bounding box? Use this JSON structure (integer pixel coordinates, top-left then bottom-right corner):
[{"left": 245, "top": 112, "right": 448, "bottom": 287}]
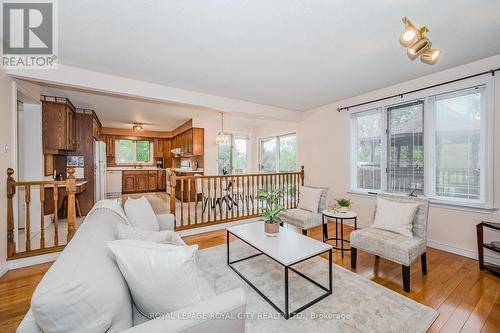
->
[{"left": 337, "top": 67, "right": 500, "bottom": 112}]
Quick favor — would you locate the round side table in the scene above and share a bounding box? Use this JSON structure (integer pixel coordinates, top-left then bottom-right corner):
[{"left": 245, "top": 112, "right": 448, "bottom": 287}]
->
[{"left": 321, "top": 210, "right": 357, "bottom": 258}]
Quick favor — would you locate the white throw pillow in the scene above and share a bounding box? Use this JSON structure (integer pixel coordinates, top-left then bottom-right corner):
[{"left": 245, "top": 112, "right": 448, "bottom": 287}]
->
[
  {"left": 107, "top": 240, "right": 201, "bottom": 318},
  {"left": 117, "top": 224, "right": 184, "bottom": 245},
  {"left": 371, "top": 197, "right": 420, "bottom": 238},
  {"left": 298, "top": 186, "right": 323, "bottom": 212},
  {"left": 124, "top": 196, "right": 159, "bottom": 231}
]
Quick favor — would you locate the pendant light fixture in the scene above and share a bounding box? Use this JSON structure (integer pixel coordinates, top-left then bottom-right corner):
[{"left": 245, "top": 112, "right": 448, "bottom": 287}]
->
[
  {"left": 399, "top": 17, "right": 441, "bottom": 65},
  {"left": 215, "top": 112, "right": 230, "bottom": 145}
]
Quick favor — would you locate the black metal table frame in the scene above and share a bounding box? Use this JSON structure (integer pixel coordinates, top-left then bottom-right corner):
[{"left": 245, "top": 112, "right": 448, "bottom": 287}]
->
[
  {"left": 322, "top": 213, "right": 357, "bottom": 258},
  {"left": 226, "top": 230, "right": 332, "bottom": 320}
]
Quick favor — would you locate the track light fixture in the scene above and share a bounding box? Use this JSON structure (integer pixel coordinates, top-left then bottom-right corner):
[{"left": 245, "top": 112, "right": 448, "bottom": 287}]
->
[{"left": 399, "top": 17, "right": 441, "bottom": 65}]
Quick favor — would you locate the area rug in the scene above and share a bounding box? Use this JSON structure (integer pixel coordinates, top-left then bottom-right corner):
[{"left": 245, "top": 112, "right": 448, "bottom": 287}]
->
[{"left": 196, "top": 241, "right": 438, "bottom": 333}]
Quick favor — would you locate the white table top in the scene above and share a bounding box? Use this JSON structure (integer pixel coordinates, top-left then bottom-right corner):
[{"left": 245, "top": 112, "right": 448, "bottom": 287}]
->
[
  {"left": 227, "top": 221, "right": 332, "bottom": 266},
  {"left": 322, "top": 209, "right": 357, "bottom": 219}
]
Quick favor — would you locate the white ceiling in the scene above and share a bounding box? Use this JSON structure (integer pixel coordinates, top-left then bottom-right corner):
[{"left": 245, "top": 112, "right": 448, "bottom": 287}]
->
[
  {"left": 42, "top": 86, "right": 271, "bottom": 131},
  {"left": 56, "top": 0, "right": 500, "bottom": 111}
]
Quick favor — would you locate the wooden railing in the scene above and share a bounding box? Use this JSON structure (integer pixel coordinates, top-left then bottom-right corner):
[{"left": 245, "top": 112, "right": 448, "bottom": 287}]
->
[
  {"left": 169, "top": 166, "right": 304, "bottom": 231},
  {"left": 6, "top": 167, "right": 77, "bottom": 259}
]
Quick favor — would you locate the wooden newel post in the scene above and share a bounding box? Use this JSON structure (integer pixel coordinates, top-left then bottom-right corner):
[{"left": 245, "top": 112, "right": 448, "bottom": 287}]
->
[
  {"left": 7, "top": 168, "right": 16, "bottom": 258},
  {"left": 169, "top": 172, "right": 177, "bottom": 216},
  {"left": 66, "top": 166, "right": 77, "bottom": 242},
  {"left": 300, "top": 165, "right": 305, "bottom": 186}
]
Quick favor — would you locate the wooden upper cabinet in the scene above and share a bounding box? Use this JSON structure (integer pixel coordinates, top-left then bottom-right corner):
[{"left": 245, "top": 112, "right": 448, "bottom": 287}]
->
[
  {"left": 153, "top": 138, "right": 163, "bottom": 158},
  {"left": 42, "top": 96, "right": 77, "bottom": 153},
  {"left": 102, "top": 135, "right": 115, "bottom": 157},
  {"left": 92, "top": 116, "right": 102, "bottom": 141},
  {"left": 162, "top": 139, "right": 172, "bottom": 168},
  {"left": 191, "top": 128, "right": 204, "bottom": 156},
  {"left": 173, "top": 128, "right": 203, "bottom": 157}
]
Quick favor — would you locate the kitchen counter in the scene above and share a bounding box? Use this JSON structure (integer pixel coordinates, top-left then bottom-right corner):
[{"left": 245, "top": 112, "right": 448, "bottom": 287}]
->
[
  {"left": 173, "top": 169, "right": 203, "bottom": 173},
  {"left": 107, "top": 166, "right": 168, "bottom": 171}
]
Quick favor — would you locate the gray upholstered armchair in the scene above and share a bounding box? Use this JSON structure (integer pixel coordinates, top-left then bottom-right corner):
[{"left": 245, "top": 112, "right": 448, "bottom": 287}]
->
[
  {"left": 350, "top": 193, "right": 429, "bottom": 292},
  {"left": 278, "top": 186, "right": 329, "bottom": 236}
]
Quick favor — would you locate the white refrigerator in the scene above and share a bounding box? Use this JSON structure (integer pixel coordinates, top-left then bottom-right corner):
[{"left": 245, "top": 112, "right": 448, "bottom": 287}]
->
[{"left": 95, "top": 141, "right": 107, "bottom": 202}]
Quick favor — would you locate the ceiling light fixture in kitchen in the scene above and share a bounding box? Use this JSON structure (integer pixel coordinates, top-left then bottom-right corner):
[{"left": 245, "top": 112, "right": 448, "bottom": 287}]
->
[
  {"left": 132, "top": 122, "right": 143, "bottom": 131},
  {"left": 215, "top": 113, "right": 230, "bottom": 145}
]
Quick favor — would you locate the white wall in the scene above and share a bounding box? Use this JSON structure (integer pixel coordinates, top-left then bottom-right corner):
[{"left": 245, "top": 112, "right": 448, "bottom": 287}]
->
[
  {"left": 299, "top": 54, "right": 500, "bottom": 261},
  {"left": 17, "top": 103, "right": 44, "bottom": 232},
  {"left": 0, "top": 70, "right": 15, "bottom": 276}
]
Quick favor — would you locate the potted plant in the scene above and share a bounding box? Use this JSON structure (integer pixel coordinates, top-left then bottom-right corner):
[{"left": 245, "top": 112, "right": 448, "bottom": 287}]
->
[
  {"left": 257, "top": 188, "right": 284, "bottom": 237},
  {"left": 335, "top": 198, "right": 352, "bottom": 213}
]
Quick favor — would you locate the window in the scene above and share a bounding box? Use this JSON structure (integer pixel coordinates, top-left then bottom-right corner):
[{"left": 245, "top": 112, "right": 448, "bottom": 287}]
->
[
  {"left": 350, "top": 81, "right": 493, "bottom": 208},
  {"left": 351, "top": 110, "right": 382, "bottom": 191},
  {"left": 387, "top": 101, "right": 424, "bottom": 194},
  {"left": 428, "top": 86, "right": 487, "bottom": 203},
  {"left": 259, "top": 133, "right": 297, "bottom": 172},
  {"left": 116, "top": 139, "right": 153, "bottom": 164},
  {"left": 217, "top": 134, "right": 250, "bottom": 174}
]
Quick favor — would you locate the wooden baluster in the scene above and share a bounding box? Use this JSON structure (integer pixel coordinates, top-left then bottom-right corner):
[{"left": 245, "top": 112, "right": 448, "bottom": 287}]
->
[
  {"left": 241, "top": 176, "right": 245, "bottom": 217},
  {"left": 252, "top": 175, "right": 255, "bottom": 216},
  {"left": 207, "top": 178, "right": 211, "bottom": 223},
  {"left": 246, "top": 175, "right": 250, "bottom": 216},
  {"left": 225, "top": 176, "right": 229, "bottom": 221},
  {"left": 169, "top": 173, "right": 177, "bottom": 230},
  {"left": 40, "top": 185, "right": 45, "bottom": 249},
  {"left": 66, "top": 167, "right": 77, "bottom": 242},
  {"left": 25, "top": 185, "right": 31, "bottom": 251},
  {"left": 53, "top": 184, "right": 59, "bottom": 246},
  {"left": 300, "top": 165, "right": 305, "bottom": 186},
  {"left": 7, "top": 168, "right": 16, "bottom": 258},
  {"left": 231, "top": 175, "right": 235, "bottom": 220},
  {"left": 180, "top": 179, "right": 184, "bottom": 227},
  {"left": 217, "top": 176, "right": 221, "bottom": 222},
  {"left": 256, "top": 175, "right": 260, "bottom": 214},
  {"left": 194, "top": 177, "right": 198, "bottom": 225},
  {"left": 287, "top": 173, "right": 291, "bottom": 209},
  {"left": 201, "top": 177, "right": 205, "bottom": 224},
  {"left": 296, "top": 173, "right": 300, "bottom": 207},
  {"left": 187, "top": 178, "right": 191, "bottom": 226},
  {"left": 236, "top": 176, "right": 240, "bottom": 218}
]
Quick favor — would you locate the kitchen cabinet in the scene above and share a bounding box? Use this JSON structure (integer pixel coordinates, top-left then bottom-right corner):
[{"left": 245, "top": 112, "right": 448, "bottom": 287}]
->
[
  {"left": 123, "top": 174, "right": 135, "bottom": 192},
  {"left": 122, "top": 170, "right": 166, "bottom": 193},
  {"left": 92, "top": 114, "right": 102, "bottom": 140},
  {"left": 42, "top": 96, "right": 77, "bottom": 153},
  {"left": 103, "top": 135, "right": 115, "bottom": 157},
  {"left": 162, "top": 139, "right": 172, "bottom": 168},
  {"left": 170, "top": 128, "right": 204, "bottom": 157},
  {"left": 157, "top": 170, "right": 166, "bottom": 190},
  {"left": 148, "top": 171, "right": 158, "bottom": 191},
  {"left": 153, "top": 138, "right": 163, "bottom": 158}
]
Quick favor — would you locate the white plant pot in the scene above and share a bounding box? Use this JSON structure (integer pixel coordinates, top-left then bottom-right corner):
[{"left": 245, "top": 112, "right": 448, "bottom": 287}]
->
[{"left": 338, "top": 207, "right": 349, "bottom": 213}]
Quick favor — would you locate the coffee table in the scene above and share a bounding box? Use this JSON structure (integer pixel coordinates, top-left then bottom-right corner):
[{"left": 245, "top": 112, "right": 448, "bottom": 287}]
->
[{"left": 227, "top": 222, "right": 333, "bottom": 319}]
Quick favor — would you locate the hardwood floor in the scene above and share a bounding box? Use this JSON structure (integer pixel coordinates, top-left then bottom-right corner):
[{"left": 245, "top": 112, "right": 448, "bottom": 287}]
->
[{"left": 1, "top": 221, "right": 499, "bottom": 332}]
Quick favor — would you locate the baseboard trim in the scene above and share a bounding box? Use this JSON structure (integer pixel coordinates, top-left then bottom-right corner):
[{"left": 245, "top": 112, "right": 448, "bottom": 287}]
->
[
  {"left": 8, "top": 252, "right": 61, "bottom": 270},
  {"left": 0, "top": 262, "right": 8, "bottom": 278},
  {"left": 177, "top": 218, "right": 259, "bottom": 237},
  {"left": 341, "top": 220, "right": 500, "bottom": 266}
]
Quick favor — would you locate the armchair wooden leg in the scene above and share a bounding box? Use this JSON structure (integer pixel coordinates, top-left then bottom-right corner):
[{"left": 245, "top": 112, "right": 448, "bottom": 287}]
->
[
  {"left": 421, "top": 253, "right": 427, "bottom": 275},
  {"left": 402, "top": 265, "right": 410, "bottom": 292},
  {"left": 302, "top": 229, "right": 307, "bottom": 236},
  {"left": 351, "top": 247, "right": 357, "bottom": 269}
]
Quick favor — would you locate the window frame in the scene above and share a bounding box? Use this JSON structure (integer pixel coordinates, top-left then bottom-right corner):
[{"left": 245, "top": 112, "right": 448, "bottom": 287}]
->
[
  {"left": 217, "top": 132, "right": 251, "bottom": 175},
  {"left": 115, "top": 138, "right": 154, "bottom": 165},
  {"left": 258, "top": 132, "right": 298, "bottom": 173},
  {"left": 349, "top": 75, "right": 494, "bottom": 209}
]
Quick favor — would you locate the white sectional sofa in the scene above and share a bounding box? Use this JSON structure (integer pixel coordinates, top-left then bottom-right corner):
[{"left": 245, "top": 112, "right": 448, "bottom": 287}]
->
[{"left": 17, "top": 201, "right": 247, "bottom": 333}]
